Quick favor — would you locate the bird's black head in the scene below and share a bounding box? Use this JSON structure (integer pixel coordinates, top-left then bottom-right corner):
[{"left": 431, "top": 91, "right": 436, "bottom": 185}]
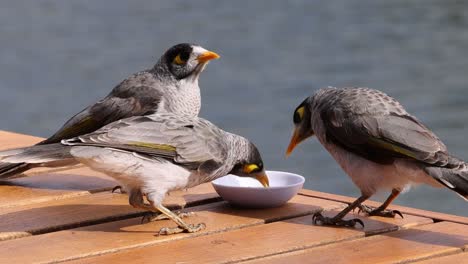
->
[
  {"left": 229, "top": 142, "right": 269, "bottom": 187},
  {"left": 157, "top": 43, "right": 220, "bottom": 80},
  {"left": 293, "top": 98, "right": 312, "bottom": 125},
  {"left": 286, "top": 97, "right": 314, "bottom": 156}
]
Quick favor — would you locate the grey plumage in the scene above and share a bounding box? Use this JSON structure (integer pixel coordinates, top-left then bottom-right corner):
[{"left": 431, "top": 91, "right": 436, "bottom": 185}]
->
[
  {"left": 288, "top": 87, "right": 467, "bottom": 227},
  {"left": 0, "top": 113, "right": 268, "bottom": 234},
  {"left": 0, "top": 43, "right": 219, "bottom": 179}
]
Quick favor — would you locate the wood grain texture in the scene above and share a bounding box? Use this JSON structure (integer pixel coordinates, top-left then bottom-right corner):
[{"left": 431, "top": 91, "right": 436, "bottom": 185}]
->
[
  {"left": 413, "top": 252, "right": 468, "bottom": 264},
  {"left": 59, "top": 206, "right": 432, "bottom": 264},
  {"left": 300, "top": 189, "right": 468, "bottom": 225},
  {"left": 244, "top": 221, "right": 468, "bottom": 264},
  {"left": 0, "top": 169, "right": 116, "bottom": 208},
  {"left": 0, "top": 183, "right": 219, "bottom": 241},
  {"left": 319, "top": 209, "right": 433, "bottom": 236},
  {"left": 0, "top": 195, "right": 345, "bottom": 263}
]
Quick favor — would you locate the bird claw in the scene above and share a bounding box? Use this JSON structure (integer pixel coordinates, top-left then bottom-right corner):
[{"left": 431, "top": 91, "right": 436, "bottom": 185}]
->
[
  {"left": 111, "top": 185, "right": 126, "bottom": 194},
  {"left": 358, "top": 205, "right": 403, "bottom": 218},
  {"left": 393, "top": 210, "right": 404, "bottom": 219},
  {"left": 157, "top": 223, "right": 206, "bottom": 236},
  {"left": 313, "top": 212, "right": 364, "bottom": 228}
]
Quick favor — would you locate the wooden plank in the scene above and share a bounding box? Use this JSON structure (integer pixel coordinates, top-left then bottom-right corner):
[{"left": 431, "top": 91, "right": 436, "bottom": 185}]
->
[
  {"left": 60, "top": 210, "right": 434, "bottom": 264},
  {"left": 319, "top": 209, "right": 433, "bottom": 236},
  {"left": 0, "top": 195, "right": 346, "bottom": 263},
  {"left": 0, "top": 183, "right": 219, "bottom": 241},
  {"left": 0, "top": 168, "right": 116, "bottom": 208},
  {"left": 299, "top": 189, "right": 468, "bottom": 225},
  {"left": 244, "top": 221, "right": 468, "bottom": 264},
  {"left": 413, "top": 252, "right": 468, "bottom": 264}
]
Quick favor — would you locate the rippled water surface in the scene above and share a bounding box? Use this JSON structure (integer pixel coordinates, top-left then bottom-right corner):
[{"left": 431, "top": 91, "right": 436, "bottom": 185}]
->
[{"left": 1, "top": 1, "right": 467, "bottom": 216}]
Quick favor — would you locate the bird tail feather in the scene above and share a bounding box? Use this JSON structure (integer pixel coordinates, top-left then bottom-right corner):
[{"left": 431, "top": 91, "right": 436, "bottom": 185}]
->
[
  {"left": 0, "top": 143, "right": 75, "bottom": 179},
  {"left": 0, "top": 162, "right": 35, "bottom": 180},
  {"left": 425, "top": 163, "right": 468, "bottom": 201}
]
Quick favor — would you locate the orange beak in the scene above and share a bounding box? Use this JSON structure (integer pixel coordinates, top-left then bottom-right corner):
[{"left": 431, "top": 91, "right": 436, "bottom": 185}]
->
[
  {"left": 197, "top": 51, "right": 220, "bottom": 63},
  {"left": 286, "top": 129, "right": 301, "bottom": 157},
  {"left": 254, "top": 171, "right": 270, "bottom": 188}
]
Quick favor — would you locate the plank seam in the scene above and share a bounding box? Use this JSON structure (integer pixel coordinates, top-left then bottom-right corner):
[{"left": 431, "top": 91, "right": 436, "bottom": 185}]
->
[
  {"left": 41, "top": 203, "right": 343, "bottom": 263},
  {"left": 228, "top": 233, "right": 371, "bottom": 264},
  {"left": 0, "top": 196, "right": 222, "bottom": 242},
  {"left": 394, "top": 249, "right": 463, "bottom": 264},
  {"left": 44, "top": 223, "right": 267, "bottom": 263},
  {"left": 231, "top": 227, "right": 463, "bottom": 264},
  {"left": 298, "top": 193, "right": 468, "bottom": 225}
]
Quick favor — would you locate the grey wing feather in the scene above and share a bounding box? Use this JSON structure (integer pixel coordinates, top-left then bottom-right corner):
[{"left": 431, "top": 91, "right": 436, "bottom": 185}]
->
[
  {"left": 43, "top": 72, "right": 163, "bottom": 144},
  {"left": 321, "top": 88, "right": 449, "bottom": 166},
  {"left": 64, "top": 114, "right": 227, "bottom": 171}
]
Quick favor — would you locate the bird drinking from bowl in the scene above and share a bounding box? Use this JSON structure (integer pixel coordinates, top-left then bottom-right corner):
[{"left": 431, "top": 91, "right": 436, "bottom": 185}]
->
[{"left": 212, "top": 170, "right": 305, "bottom": 208}]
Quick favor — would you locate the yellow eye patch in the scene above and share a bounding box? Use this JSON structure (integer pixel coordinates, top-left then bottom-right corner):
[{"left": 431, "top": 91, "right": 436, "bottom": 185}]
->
[
  {"left": 296, "top": 106, "right": 305, "bottom": 119},
  {"left": 173, "top": 54, "right": 186, "bottom": 65},
  {"left": 243, "top": 164, "right": 259, "bottom": 174},
  {"left": 293, "top": 106, "right": 305, "bottom": 124}
]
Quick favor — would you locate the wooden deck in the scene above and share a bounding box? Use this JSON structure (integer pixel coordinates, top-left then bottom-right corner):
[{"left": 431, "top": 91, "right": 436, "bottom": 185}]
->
[{"left": 0, "top": 130, "right": 467, "bottom": 264}]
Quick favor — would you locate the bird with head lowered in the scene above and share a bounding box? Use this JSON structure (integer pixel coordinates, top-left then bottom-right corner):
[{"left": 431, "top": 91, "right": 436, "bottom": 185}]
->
[
  {"left": 287, "top": 87, "right": 468, "bottom": 228},
  {"left": 0, "top": 112, "right": 269, "bottom": 235}
]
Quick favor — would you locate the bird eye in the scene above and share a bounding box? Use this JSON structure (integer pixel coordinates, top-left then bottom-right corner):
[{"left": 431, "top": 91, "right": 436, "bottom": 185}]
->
[
  {"left": 173, "top": 54, "right": 185, "bottom": 65},
  {"left": 293, "top": 106, "right": 305, "bottom": 124},
  {"left": 173, "top": 51, "right": 190, "bottom": 65},
  {"left": 243, "top": 163, "right": 260, "bottom": 174},
  {"left": 180, "top": 51, "right": 190, "bottom": 61}
]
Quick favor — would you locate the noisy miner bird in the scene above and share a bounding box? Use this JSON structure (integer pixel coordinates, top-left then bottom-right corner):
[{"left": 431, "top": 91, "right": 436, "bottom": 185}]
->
[
  {"left": 287, "top": 87, "right": 468, "bottom": 228},
  {"left": 0, "top": 112, "right": 269, "bottom": 234},
  {"left": 0, "top": 43, "right": 219, "bottom": 179}
]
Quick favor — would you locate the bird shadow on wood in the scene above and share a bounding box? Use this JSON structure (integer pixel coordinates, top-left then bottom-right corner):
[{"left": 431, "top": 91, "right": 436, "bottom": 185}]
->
[
  {"left": 0, "top": 204, "right": 141, "bottom": 235},
  {"left": 0, "top": 173, "right": 116, "bottom": 191},
  {"left": 0, "top": 192, "right": 220, "bottom": 237}
]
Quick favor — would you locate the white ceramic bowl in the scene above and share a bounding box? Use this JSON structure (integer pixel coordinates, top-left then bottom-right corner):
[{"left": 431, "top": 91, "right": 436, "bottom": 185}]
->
[{"left": 211, "top": 170, "right": 305, "bottom": 208}]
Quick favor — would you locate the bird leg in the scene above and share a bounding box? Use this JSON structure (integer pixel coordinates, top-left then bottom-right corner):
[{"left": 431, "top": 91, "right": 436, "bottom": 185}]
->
[
  {"left": 151, "top": 203, "right": 205, "bottom": 235},
  {"left": 358, "top": 189, "right": 403, "bottom": 218},
  {"left": 313, "top": 195, "right": 369, "bottom": 228},
  {"left": 128, "top": 190, "right": 197, "bottom": 224}
]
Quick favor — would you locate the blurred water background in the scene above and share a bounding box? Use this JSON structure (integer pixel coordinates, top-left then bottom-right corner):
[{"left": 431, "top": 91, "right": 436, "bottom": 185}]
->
[{"left": 0, "top": 1, "right": 467, "bottom": 216}]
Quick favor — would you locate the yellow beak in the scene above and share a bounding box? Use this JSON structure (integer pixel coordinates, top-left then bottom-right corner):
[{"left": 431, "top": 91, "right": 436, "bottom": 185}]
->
[
  {"left": 197, "top": 51, "right": 220, "bottom": 63},
  {"left": 286, "top": 129, "right": 301, "bottom": 157},
  {"left": 255, "top": 171, "right": 270, "bottom": 188}
]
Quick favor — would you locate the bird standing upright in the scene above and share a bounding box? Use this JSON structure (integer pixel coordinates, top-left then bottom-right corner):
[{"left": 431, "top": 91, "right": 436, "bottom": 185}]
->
[
  {"left": 0, "top": 43, "right": 220, "bottom": 179},
  {"left": 0, "top": 112, "right": 269, "bottom": 235},
  {"left": 287, "top": 87, "right": 468, "bottom": 227}
]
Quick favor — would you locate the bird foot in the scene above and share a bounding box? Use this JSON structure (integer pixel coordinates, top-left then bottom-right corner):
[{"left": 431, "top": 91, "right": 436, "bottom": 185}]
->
[
  {"left": 157, "top": 223, "right": 206, "bottom": 236},
  {"left": 358, "top": 205, "right": 403, "bottom": 218},
  {"left": 141, "top": 211, "right": 195, "bottom": 224},
  {"left": 312, "top": 212, "right": 364, "bottom": 228},
  {"left": 111, "top": 185, "right": 127, "bottom": 194}
]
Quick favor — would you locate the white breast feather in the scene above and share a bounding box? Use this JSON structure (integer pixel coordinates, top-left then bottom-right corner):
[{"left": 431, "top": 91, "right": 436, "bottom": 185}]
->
[{"left": 70, "top": 146, "right": 192, "bottom": 204}]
